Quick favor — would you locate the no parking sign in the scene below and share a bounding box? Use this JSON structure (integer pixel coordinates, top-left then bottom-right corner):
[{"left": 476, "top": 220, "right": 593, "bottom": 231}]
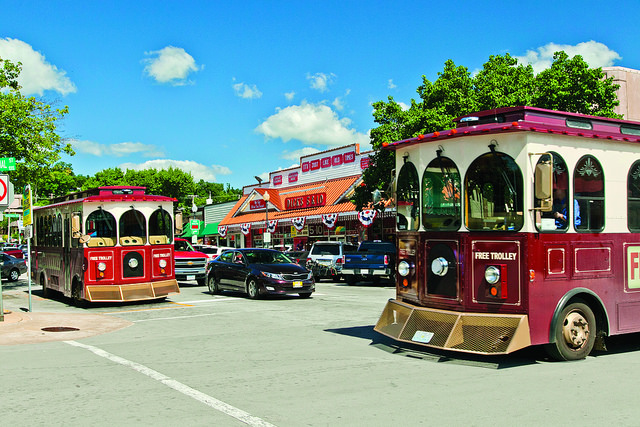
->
[{"left": 0, "top": 174, "right": 10, "bottom": 207}]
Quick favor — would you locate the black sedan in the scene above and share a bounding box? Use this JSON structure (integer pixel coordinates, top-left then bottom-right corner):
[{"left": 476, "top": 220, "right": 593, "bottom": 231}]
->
[
  {"left": 1, "top": 252, "right": 27, "bottom": 282},
  {"left": 205, "top": 248, "right": 315, "bottom": 299}
]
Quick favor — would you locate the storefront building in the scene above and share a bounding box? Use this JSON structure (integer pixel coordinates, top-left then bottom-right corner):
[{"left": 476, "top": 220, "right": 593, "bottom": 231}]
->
[{"left": 218, "top": 144, "right": 395, "bottom": 250}]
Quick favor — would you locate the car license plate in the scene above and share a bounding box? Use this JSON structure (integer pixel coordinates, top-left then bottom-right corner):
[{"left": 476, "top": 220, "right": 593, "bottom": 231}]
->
[
  {"left": 293, "top": 281, "right": 303, "bottom": 288},
  {"left": 187, "top": 275, "right": 196, "bottom": 281}
]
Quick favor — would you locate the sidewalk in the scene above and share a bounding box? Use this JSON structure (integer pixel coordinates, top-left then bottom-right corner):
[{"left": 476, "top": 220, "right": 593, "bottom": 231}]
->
[{"left": 1, "top": 285, "right": 133, "bottom": 345}]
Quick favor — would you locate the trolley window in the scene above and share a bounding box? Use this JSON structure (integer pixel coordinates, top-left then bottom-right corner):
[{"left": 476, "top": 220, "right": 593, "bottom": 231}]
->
[
  {"left": 119, "top": 209, "right": 147, "bottom": 245},
  {"left": 86, "top": 209, "right": 117, "bottom": 247},
  {"left": 397, "top": 161, "right": 420, "bottom": 231},
  {"left": 465, "top": 151, "right": 524, "bottom": 231},
  {"left": 149, "top": 208, "right": 173, "bottom": 244},
  {"left": 422, "top": 157, "right": 461, "bottom": 230},
  {"left": 574, "top": 155, "right": 604, "bottom": 232},
  {"left": 536, "top": 152, "right": 571, "bottom": 232},
  {"left": 628, "top": 161, "right": 640, "bottom": 231}
]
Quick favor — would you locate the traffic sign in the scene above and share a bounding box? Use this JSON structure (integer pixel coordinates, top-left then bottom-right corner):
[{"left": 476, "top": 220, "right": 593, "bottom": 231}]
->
[
  {"left": 0, "top": 174, "right": 12, "bottom": 208},
  {"left": 0, "top": 157, "right": 16, "bottom": 172},
  {"left": 23, "top": 184, "right": 32, "bottom": 226}
]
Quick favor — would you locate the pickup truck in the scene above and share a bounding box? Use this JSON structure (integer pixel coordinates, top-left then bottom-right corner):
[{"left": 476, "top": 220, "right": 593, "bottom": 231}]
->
[
  {"left": 174, "top": 238, "right": 209, "bottom": 285},
  {"left": 341, "top": 241, "right": 396, "bottom": 285}
]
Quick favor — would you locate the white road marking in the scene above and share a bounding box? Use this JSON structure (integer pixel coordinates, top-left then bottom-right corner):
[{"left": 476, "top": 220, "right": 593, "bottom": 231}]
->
[{"left": 65, "top": 340, "right": 276, "bottom": 427}]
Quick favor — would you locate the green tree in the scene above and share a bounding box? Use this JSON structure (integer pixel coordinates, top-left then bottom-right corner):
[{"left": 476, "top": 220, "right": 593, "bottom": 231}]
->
[
  {"left": 354, "top": 52, "right": 621, "bottom": 210},
  {"left": 0, "top": 58, "right": 73, "bottom": 191}
]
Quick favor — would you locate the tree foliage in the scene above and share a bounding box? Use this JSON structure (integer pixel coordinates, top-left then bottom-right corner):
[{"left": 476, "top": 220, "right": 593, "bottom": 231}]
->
[
  {"left": 0, "top": 58, "right": 73, "bottom": 192},
  {"left": 354, "top": 52, "right": 621, "bottom": 210}
]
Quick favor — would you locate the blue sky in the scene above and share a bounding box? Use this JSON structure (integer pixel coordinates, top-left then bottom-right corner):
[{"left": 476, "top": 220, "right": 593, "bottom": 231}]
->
[{"left": 2, "top": 1, "right": 638, "bottom": 189}]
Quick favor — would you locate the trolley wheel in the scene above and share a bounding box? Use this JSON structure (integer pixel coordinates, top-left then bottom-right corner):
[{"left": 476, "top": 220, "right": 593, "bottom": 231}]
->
[
  {"left": 247, "top": 278, "right": 260, "bottom": 299},
  {"left": 8, "top": 268, "right": 20, "bottom": 282},
  {"left": 72, "top": 280, "right": 86, "bottom": 308},
  {"left": 41, "top": 274, "right": 49, "bottom": 298},
  {"left": 207, "top": 275, "right": 220, "bottom": 295},
  {"left": 546, "top": 301, "right": 596, "bottom": 361}
]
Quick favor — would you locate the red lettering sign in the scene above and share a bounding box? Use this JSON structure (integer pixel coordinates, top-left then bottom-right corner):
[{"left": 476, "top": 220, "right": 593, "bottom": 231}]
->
[
  {"left": 302, "top": 162, "right": 310, "bottom": 172},
  {"left": 250, "top": 200, "right": 266, "bottom": 210},
  {"left": 310, "top": 159, "right": 320, "bottom": 170},
  {"left": 273, "top": 175, "right": 282, "bottom": 185},
  {"left": 360, "top": 157, "right": 370, "bottom": 169},
  {"left": 332, "top": 154, "right": 343, "bottom": 166},
  {"left": 344, "top": 151, "right": 355, "bottom": 163},
  {"left": 285, "top": 192, "right": 326, "bottom": 210},
  {"left": 288, "top": 172, "right": 298, "bottom": 183},
  {"left": 321, "top": 157, "right": 331, "bottom": 168}
]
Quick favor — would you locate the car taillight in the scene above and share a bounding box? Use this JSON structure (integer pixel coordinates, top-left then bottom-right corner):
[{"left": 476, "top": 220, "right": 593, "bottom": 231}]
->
[
  {"left": 384, "top": 254, "right": 389, "bottom": 266},
  {"left": 336, "top": 256, "right": 344, "bottom": 265}
]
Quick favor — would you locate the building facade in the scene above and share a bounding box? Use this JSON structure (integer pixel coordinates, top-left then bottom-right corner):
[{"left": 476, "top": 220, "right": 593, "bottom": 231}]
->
[
  {"left": 218, "top": 144, "right": 395, "bottom": 250},
  {"left": 604, "top": 66, "right": 640, "bottom": 122}
]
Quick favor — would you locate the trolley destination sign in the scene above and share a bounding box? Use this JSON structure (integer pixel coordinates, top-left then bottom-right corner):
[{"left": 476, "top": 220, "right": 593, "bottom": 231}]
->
[{"left": 0, "top": 157, "right": 16, "bottom": 172}]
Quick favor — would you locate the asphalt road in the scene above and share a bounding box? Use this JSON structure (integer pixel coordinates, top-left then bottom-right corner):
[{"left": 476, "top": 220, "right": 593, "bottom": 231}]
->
[{"left": 2, "top": 274, "right": 640, "bottom": 426}]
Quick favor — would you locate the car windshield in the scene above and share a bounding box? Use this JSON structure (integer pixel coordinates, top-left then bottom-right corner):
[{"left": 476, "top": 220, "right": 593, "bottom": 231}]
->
[
  {"left": 174, "top": 240, "right": 194, "bottom": 251},
  {"left": 311, "top": 244, "right": 340, "bottom": 255},
  {"left": 244, "top": 250, "right": 292, "bottom": 264}
]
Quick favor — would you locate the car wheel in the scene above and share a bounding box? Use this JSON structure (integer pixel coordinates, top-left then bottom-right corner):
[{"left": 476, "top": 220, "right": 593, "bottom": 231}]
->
[
  {"left": 8, "top": 268, "right": 19, "bottom": 282},
  {"left": 345, "top": 275, "right": 356, "bottom": 286},
  {"left": 298, "top": 292, "right": 312, "bottom": 298},
  {"left": 207, "top": 275, "right": 220, "bottom": 295},
  {"left": 247, "top": 278, "right": 260, "bottom": 299}
]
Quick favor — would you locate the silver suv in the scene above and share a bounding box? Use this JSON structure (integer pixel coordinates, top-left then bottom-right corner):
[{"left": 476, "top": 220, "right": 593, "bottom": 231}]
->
[{"left": 307, "top": 241, "right": 358, "bottom": 281}]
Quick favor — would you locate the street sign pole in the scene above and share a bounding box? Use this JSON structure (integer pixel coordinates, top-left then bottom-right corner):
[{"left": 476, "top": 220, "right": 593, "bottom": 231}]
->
[{"left": 23, "top": 185, "right": 33, "bottom": 312}]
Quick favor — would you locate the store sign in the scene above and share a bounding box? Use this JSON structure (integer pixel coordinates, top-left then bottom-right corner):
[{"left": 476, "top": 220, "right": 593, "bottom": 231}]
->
[
  {"left": 285, "top": 192, "right": 326, "bottom": 210},
  {"left": 288, "top": 172, "right": 298, "bottom": 183},
  {"left": 321, "top": 157, "right": 331, "bottom": 168},
  {"left": 360, "top": 157, "right": 370, "bottom": 169},
  {"left": 344, "top": 151, "right": 355, "bottom": 163},
  {"left": 310, "top": 159, "right": 320, "bottom": 170},
  {"left": 332, "top": 154, "right": 343, "bottom": 166},
  {"left": 273, "top": 175, "right": 283, "bottom": 185},
  {"left": 250, "top": 200, "right": 266, "bottom": 210},
  {"left": 302, "top": 162, "right": 310, "bottom": 172}
]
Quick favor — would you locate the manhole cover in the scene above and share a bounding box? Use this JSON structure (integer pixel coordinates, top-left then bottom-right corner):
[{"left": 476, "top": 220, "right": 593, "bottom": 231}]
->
[{"left": 41, "top": 327, "right": 80, "bottom": 332}]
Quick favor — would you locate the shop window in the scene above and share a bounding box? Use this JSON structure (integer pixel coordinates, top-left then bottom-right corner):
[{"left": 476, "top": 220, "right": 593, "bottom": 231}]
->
[
  {"left": 149, "top": 208, "right": 173, "bottom": 244},
  {"left": 465, "top": 151, "right": 523, "bottom": 231},
  {"left": 119, "top": 209, "right": 147, "bottom": 245},
  {"left": 628, "top": 161, "right": 640, "bottom": 231},
  {"left": 535, "top": 152, "right": 571, "bottom": 232},
  {"left": 397, "top": 161, "right": 420, "bottom": 231},
  {"left": 422, "top": 157, "right": 461, "bottom": 230},
  {"left": 574, "top": 155, "right": 604, "bottom": 232}
]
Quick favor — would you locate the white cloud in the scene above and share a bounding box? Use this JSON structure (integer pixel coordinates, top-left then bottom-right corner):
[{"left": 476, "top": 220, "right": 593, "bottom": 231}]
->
[
  {"left": 284, "top": 91, "right": 295, "bottom": 101},
  {"left": 515, "top": 41, "right": 621, "bottom": 74},
  {"left": 398, "top": 102, "right": 410, "bottom": 111},
  {"left": 0, "top": 38, "right": 76, "bottom": 96},
  {"left": 233, "top": 81, "right": 262, "bottom": 99},
  {"left": 70, "top": 139, "right": 164, "bottom": 157},
  {"left": 119, "top": 159, "right": 231, "bottom": 182},
  {"left": 255, "top": 101, "right": 370, "bottom": 149},
  {"left": 388, "top": 79, "right": 397, "bottom": 89},
  {"left": 281, "top": 147, "right": 321, "bottom": 161},
  {"left": 143, "top": 46, "right": 200, "bottom": 85},
  {"left": 332, "top": 97, "right": 344, "bottom": 111},
  {"left": 307, "top": 72, "right": 336, "bottom": 92}
]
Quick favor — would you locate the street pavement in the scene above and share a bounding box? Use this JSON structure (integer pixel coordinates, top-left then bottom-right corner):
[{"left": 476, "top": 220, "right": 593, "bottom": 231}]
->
[{"left": 2, "top": 274, "right": 640, "bottom": 426}]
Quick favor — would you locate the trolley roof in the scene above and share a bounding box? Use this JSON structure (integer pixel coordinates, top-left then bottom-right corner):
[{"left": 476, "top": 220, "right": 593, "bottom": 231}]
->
[
  {"left": 35, "top": 186, "right": 177, "bottom": 210},
  {"left": 382, "top": 106, "right": 640, "bottom": 151}
]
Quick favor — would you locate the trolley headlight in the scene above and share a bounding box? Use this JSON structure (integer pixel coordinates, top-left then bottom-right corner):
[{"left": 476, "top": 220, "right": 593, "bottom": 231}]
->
[
  {"left": 398, "top": 260, "right": 411, "bottom": 277},
  {"left": 431, "top": 257, "right": 449, "bottom": 277},
  {"left": 128, "top": 258, "right": 139, "bottom": 269},
  {"left": 97, "top": 262, "right": 107, "bottom": 272},
  {"left": 485, "top": 266, "right": 501, "bottom": 284},
  {"left": 159, "top": 259, "right": 167, "bottom": 268}
]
